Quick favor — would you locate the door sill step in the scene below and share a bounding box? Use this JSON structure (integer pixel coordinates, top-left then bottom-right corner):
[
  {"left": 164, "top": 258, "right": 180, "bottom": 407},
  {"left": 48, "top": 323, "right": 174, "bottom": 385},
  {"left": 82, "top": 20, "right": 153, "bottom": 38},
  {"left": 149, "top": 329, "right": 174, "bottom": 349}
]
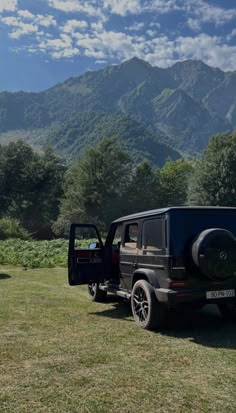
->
[{"left": 100, "top": 283, "right": 131, "bottom": 299}]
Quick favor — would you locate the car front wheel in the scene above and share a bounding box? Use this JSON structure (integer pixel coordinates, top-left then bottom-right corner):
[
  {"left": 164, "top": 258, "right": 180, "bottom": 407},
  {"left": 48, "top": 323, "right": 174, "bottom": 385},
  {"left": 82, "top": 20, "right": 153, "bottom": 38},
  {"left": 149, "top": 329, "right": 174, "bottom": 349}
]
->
[
  {"left": 88, "top": 283, "right": 107, "bottom": 302},
  {"left": 131, "top": 279, "right": 168, "bottom": 330}
]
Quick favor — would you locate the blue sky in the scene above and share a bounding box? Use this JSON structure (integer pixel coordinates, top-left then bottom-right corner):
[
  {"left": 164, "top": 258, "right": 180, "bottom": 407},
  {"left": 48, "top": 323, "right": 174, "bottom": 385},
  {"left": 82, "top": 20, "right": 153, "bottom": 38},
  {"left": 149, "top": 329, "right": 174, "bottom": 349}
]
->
[{"left": 1, "top": 0, "right": 236, "bottom": 91}]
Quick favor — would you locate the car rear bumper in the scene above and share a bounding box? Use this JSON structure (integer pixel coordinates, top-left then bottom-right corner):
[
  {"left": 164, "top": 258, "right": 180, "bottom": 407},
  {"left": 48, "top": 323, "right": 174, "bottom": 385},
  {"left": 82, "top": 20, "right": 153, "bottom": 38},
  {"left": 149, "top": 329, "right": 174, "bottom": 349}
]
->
[{"left": 155, "top": 287, "right": 236, "bottom": 308}]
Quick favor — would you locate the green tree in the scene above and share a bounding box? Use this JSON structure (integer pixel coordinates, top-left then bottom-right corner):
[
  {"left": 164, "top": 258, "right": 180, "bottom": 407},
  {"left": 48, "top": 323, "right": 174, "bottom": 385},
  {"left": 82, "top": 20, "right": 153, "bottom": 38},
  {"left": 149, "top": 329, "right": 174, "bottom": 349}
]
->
[
  {"left": 54, "top": 138, "right": 132, "bottom": 235},
  {"left": 0, "top": 141, "right": 65, "bottom": 238},
  {"left": 0, "top": 141, "right": 35, "bottom": 216},
  {"left": 159, "top": 159, "right": 193, "bottom": 207},
  {"left": 189, "top": 132, "right": 236, "bottom": 206},
  {"left": 124, "top": 160, "right": 160, "bottom": 214}
]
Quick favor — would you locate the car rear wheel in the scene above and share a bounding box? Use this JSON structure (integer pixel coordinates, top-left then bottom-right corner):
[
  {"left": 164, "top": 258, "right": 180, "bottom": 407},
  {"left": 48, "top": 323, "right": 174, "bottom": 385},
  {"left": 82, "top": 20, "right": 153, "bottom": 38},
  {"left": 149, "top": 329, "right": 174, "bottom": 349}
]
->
[
  {"left": 131, "top": 279, "right": 168, "bottom": 330},
  {"left": 88, "top": 283, "right": 107, "bottom": 302}
]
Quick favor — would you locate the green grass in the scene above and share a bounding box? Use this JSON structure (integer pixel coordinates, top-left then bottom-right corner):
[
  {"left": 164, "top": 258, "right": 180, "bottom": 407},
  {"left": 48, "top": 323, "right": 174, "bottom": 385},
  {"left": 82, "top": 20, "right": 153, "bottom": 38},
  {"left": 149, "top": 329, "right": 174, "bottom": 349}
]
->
[{"left": 1, "top": 266, "right": 236, "bottom": 412}]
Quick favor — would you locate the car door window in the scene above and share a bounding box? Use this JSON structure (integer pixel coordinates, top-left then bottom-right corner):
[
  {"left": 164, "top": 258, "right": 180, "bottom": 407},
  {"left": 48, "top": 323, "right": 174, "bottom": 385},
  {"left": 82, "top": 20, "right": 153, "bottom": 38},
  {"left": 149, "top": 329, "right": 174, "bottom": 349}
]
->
[
  {"left": 74, "top": 226, "right": 102, "bottom": 249},
  {"left": 124, "top": 223, "right": 138, "bottom": 249},
  {"left": 112, "top": 224, "right": 122, "bottom": 248}
]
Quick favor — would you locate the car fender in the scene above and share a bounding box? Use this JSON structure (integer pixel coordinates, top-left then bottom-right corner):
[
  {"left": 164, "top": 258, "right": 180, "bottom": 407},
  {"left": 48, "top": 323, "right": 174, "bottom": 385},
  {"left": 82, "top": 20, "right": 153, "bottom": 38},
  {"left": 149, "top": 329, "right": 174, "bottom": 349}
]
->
[{"left": 132, "top": 268, "right": 161, "bottom": 289}]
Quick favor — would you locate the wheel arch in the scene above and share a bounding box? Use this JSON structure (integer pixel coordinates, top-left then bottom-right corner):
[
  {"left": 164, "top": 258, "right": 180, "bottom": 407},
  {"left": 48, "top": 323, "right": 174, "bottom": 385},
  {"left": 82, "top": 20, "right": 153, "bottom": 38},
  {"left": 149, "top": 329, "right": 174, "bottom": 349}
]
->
[{"left": 132, "top": 269, "right": 160, "bottom": 289}]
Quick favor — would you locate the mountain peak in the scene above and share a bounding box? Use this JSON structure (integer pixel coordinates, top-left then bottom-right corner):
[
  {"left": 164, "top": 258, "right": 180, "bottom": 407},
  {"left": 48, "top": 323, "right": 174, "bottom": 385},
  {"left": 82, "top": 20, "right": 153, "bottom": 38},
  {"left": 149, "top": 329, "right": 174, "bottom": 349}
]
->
[
  {"left": 120, "top": 56, "right": 152, "bottom": 69},
  {"left": 171, "top": 59, "right": 223, "bottom": 73}
]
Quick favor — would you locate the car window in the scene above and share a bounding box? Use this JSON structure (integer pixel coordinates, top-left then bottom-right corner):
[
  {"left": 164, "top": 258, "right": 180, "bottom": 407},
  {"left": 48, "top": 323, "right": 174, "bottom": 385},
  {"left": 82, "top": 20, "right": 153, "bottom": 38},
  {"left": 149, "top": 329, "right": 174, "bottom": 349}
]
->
[
  {"left": 74, "top": 226, "right": 101, "bottom": 249},
  {"left": 142, "top": 219, "right": 164, "bottom": 250},
  {"left": 124, "top": 223, "right": 138, "bottom": 248},
  {"left": 112, "top": 224, "right": 122, "bottom": 248}
]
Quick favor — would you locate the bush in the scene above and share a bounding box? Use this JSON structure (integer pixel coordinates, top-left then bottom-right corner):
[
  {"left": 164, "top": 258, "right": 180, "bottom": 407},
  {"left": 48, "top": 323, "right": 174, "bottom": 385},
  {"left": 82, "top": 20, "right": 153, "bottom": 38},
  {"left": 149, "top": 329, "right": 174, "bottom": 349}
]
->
[
  {"left": 0, "top": 239, "right": 68, "bottom": 268},
  {"left": 0, "top": 238, "right": 94, "bottom": 268},
  {"left": 0, "top": 218, "right": 31, "bottom": 240}
]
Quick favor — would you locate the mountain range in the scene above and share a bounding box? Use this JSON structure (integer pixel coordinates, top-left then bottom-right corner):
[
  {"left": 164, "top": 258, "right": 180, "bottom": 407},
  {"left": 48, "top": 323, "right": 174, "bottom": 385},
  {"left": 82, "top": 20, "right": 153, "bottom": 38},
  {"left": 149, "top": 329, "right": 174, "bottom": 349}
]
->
[{"left": 0, "top": 57, "right": 235, "bottom": 165}]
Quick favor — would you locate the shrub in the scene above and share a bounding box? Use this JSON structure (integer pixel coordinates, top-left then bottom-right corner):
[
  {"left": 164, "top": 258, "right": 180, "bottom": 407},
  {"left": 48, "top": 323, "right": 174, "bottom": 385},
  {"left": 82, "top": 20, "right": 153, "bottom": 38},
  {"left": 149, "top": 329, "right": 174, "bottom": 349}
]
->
[
  {"left": 0, "top": 218, "right": 31, "bottom": 240},
  {"left": 0, "top": 239, "right": 67, "bottom": 268}
]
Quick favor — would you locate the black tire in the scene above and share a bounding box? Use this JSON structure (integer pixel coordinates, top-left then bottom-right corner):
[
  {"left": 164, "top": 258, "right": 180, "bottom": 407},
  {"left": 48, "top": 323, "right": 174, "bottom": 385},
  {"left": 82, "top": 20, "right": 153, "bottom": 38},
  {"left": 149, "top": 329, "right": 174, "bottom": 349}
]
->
[
  {"left": 131, "top": 280, "right": 168, "bottom": 330},
  {"left": 218, "top": 301, "right": 236, "bottom": 320},
  {"left": 192, "top": 228, "right": 236, "bottom": 281},
  {"left": 88, "top": 283, "right": 107, "bottom": 302}
]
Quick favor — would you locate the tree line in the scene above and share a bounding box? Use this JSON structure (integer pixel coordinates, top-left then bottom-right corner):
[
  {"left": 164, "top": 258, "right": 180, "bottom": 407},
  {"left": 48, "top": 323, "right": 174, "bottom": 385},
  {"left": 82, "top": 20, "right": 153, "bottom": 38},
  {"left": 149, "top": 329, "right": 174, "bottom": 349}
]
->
[{"left": 0, "top": 131, "right": 236, "bottom": 239}]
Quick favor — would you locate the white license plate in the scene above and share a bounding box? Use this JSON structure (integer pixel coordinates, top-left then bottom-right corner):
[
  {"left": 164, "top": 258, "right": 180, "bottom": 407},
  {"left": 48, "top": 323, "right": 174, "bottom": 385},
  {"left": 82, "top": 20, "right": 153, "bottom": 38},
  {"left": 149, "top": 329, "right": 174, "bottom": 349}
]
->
[{"left": 206, "top": 289, "right": 235, "bottom": 299}]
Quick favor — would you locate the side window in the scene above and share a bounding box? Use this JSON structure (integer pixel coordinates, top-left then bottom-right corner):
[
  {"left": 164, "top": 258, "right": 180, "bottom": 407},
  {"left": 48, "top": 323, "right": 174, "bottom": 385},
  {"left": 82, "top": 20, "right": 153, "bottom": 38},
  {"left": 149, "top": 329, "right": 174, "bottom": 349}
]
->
[
  {"left": 112, "top": 224, "right": 122, "bottom": 248},
  {"left": 74, "top": 226, "right": 102, "bottom": 249},
  {"left": 142, "top": 219, "right": 164, "bottom": 251},
  {"left": 124, "top": 223, "right": 138, "bottom": 249}
]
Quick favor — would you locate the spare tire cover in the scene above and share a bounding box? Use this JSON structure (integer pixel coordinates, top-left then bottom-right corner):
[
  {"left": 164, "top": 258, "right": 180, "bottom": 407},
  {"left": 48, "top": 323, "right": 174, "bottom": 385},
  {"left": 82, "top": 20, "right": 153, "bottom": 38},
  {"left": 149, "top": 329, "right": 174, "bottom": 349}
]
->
[{"left": 192, "top": 228, "right": 236, "bottom": 280}]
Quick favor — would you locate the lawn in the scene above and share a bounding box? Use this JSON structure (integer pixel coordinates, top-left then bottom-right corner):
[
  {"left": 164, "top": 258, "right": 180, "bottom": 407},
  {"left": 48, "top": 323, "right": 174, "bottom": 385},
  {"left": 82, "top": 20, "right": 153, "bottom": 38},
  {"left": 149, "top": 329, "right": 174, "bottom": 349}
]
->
[{"left": 1, "top": 266, "right": 236, "bottom": 413}]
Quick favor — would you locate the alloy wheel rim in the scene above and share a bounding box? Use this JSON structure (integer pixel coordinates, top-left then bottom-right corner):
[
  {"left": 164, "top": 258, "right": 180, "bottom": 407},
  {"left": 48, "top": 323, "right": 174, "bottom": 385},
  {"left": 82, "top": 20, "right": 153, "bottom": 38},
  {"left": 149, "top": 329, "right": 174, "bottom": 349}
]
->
[
  {"left": 88, "top": 283, "right": 97, "bottom": 296},
  {"left": 133, "top": 287, "right": 149, "bottom": 322}
]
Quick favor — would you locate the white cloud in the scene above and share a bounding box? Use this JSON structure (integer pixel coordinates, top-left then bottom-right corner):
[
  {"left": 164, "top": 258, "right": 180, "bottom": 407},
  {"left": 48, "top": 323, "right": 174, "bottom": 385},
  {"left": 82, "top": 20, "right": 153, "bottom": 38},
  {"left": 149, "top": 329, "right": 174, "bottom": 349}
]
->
[
  {"left": 17, "top": 10, "right": 57, "bottom": 28},
  {"left": 36, "top": 14, "right": 57, "bottom": 28},
  {"left": 185, "top": 0, "right": 236, "bottom": 32},
  {"left": 1, "top": 0, "right": 236, "bottom": 72},
  {"left": 1, "top": 9, "right": 56, "bottom": 39},
  {"left": 0, "top": 0, "right": 17, "bottom": 13},
  {"left": 63, "top": 19, "right": 88, "bottom": 33},
  {"left": 101, "top": 0, "right": 236, "bottom": 28},
  {"left": 51, "top": 48, "right": 80, "bottom": 59},
  {"left": 2, "top": 16, "right": 38, "bottom": 38},
  {"left": 95, "top": 59, "right": 107, "bottom": 64},
  {"left": 186, "top": 18, "right": 201, "bottom": 32},
  {"left": 102, "top": 0, "right": 182, "bottom": 16},
  {"left": 146, "top": 30, "right": 156, "bottom": 37},
  {"left": 17, "top": 10, "right": 34, "bottom": 19},
  {"left": 125, "top": 22, "right": 145, "bottom": 32},
  {"left": 48, "top": 0, "right": 106, "bottom": 21},
  {"left": 175, "top": 34, "right": 236, "bottom": 71},
  {"left": 194, "top": 0, "right": 236, "bottom": 26},
  {"left": 227, "top": 29, "right": 236, "bottom": 42},
  {"left": 37, "top": 33, "right": 81, "bottom": 59},
  {"left": 44, "top": 33, "right": 73, "bottom": 50},
  {"left": 143, "top": 0, "right": 182, "bottom": 14},
  {"left": 71, "top": 28, "right": 236, "bottom": 71},
  {"left": 10, "top": 24, "right": 38, "bottom": 39},
  {"left": 90, "top": 21, "right": 104, "bottom": 32},
  {"left": 103, "top": 0, "right": 141, "bottom": 16},
  {"left": 150, "top": 22, "right": 161, "bottom": 29},
  {"left": 74, "top": 30, "right": 142, "bottom": 61}
]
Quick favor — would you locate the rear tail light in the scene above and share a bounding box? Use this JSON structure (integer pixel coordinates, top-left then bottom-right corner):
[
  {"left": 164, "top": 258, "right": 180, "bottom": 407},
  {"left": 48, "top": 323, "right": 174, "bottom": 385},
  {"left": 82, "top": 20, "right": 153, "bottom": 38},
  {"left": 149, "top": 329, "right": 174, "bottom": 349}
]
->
[{"left": 169, "top": 280, "right": 187, "bottom": 288}]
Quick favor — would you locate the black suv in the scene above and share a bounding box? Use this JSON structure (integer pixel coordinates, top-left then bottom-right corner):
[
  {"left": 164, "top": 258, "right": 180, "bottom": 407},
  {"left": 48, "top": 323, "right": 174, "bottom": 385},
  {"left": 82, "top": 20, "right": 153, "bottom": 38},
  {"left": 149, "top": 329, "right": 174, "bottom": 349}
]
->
[{"left": 68, "top": 207, "right": 236, "bottom": 330}]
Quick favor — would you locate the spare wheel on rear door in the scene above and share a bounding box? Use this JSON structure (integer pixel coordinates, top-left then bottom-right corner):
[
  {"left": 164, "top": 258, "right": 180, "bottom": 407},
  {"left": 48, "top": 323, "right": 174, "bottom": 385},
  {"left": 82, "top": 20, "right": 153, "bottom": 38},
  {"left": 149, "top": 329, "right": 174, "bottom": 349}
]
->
[{"left": 192, "top": 228, "right": 236, "bottom": 281}]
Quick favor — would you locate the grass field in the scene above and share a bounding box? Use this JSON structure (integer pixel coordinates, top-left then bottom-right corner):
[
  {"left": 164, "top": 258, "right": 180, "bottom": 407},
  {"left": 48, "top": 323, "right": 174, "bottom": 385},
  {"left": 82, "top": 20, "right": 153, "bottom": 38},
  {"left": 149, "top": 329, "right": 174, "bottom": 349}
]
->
[{"left": 1, "top": 266, "right": 236, "bottom": 413}]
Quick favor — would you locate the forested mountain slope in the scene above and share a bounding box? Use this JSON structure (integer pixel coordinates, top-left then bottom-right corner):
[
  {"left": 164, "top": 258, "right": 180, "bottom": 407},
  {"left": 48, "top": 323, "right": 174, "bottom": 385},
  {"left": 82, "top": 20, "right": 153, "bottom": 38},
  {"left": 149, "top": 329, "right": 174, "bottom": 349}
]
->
[{"left": 0, "top": 57, "right": 234, "bottom": 162}]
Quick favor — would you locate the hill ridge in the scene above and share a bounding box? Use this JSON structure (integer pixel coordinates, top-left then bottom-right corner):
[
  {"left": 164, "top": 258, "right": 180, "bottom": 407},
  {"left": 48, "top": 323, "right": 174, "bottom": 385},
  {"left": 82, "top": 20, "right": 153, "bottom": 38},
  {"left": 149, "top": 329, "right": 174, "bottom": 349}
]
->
[{"left": 0, "top": 58, "right": 235, "bottom": 161}]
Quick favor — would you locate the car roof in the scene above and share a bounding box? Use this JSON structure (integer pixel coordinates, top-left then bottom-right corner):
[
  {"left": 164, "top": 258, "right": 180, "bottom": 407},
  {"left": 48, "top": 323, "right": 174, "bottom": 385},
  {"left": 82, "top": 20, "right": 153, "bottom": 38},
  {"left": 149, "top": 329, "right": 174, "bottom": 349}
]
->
[{"left": 112, "top": 206, "right": 236, "bottom": 223}]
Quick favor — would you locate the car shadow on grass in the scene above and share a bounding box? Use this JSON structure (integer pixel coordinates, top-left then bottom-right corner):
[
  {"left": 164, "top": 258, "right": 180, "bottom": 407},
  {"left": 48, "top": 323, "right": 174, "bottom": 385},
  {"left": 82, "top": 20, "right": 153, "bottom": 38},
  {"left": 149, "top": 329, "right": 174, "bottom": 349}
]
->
[
  {"left": 0, "top": 273, "right": 11, "bottom": 280},
  {"left": 91, "top": 300, "right": 236, "bottom": 349},
  {"left": 161, "top": 305, "right": 236, "bottom": 349},
  {"left": 89, "top": 297, "right": 132, "bottom": 321}
]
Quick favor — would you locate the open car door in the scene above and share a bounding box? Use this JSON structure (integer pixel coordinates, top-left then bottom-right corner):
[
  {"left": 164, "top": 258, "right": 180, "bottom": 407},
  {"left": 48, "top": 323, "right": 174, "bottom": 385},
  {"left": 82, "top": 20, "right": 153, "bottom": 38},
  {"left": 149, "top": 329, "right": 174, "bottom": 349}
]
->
[{"left": 68, "top": 224, "right": 104, "bottom": 286}]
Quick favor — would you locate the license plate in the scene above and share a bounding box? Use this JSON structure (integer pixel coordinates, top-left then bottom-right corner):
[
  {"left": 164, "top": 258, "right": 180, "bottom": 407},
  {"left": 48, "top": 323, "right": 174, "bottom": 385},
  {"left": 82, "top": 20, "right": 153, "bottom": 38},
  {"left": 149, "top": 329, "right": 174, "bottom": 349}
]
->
[{"left": 206, "top": 289, "right": 235, "bottom": 299}]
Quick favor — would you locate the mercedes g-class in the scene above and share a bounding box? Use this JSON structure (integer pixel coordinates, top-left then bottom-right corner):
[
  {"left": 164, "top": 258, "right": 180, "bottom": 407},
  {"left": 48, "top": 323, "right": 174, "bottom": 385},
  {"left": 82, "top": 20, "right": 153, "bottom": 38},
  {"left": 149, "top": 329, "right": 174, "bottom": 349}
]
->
[{"left": 68, "top": 207, "right": 236, "bottom": 330}]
